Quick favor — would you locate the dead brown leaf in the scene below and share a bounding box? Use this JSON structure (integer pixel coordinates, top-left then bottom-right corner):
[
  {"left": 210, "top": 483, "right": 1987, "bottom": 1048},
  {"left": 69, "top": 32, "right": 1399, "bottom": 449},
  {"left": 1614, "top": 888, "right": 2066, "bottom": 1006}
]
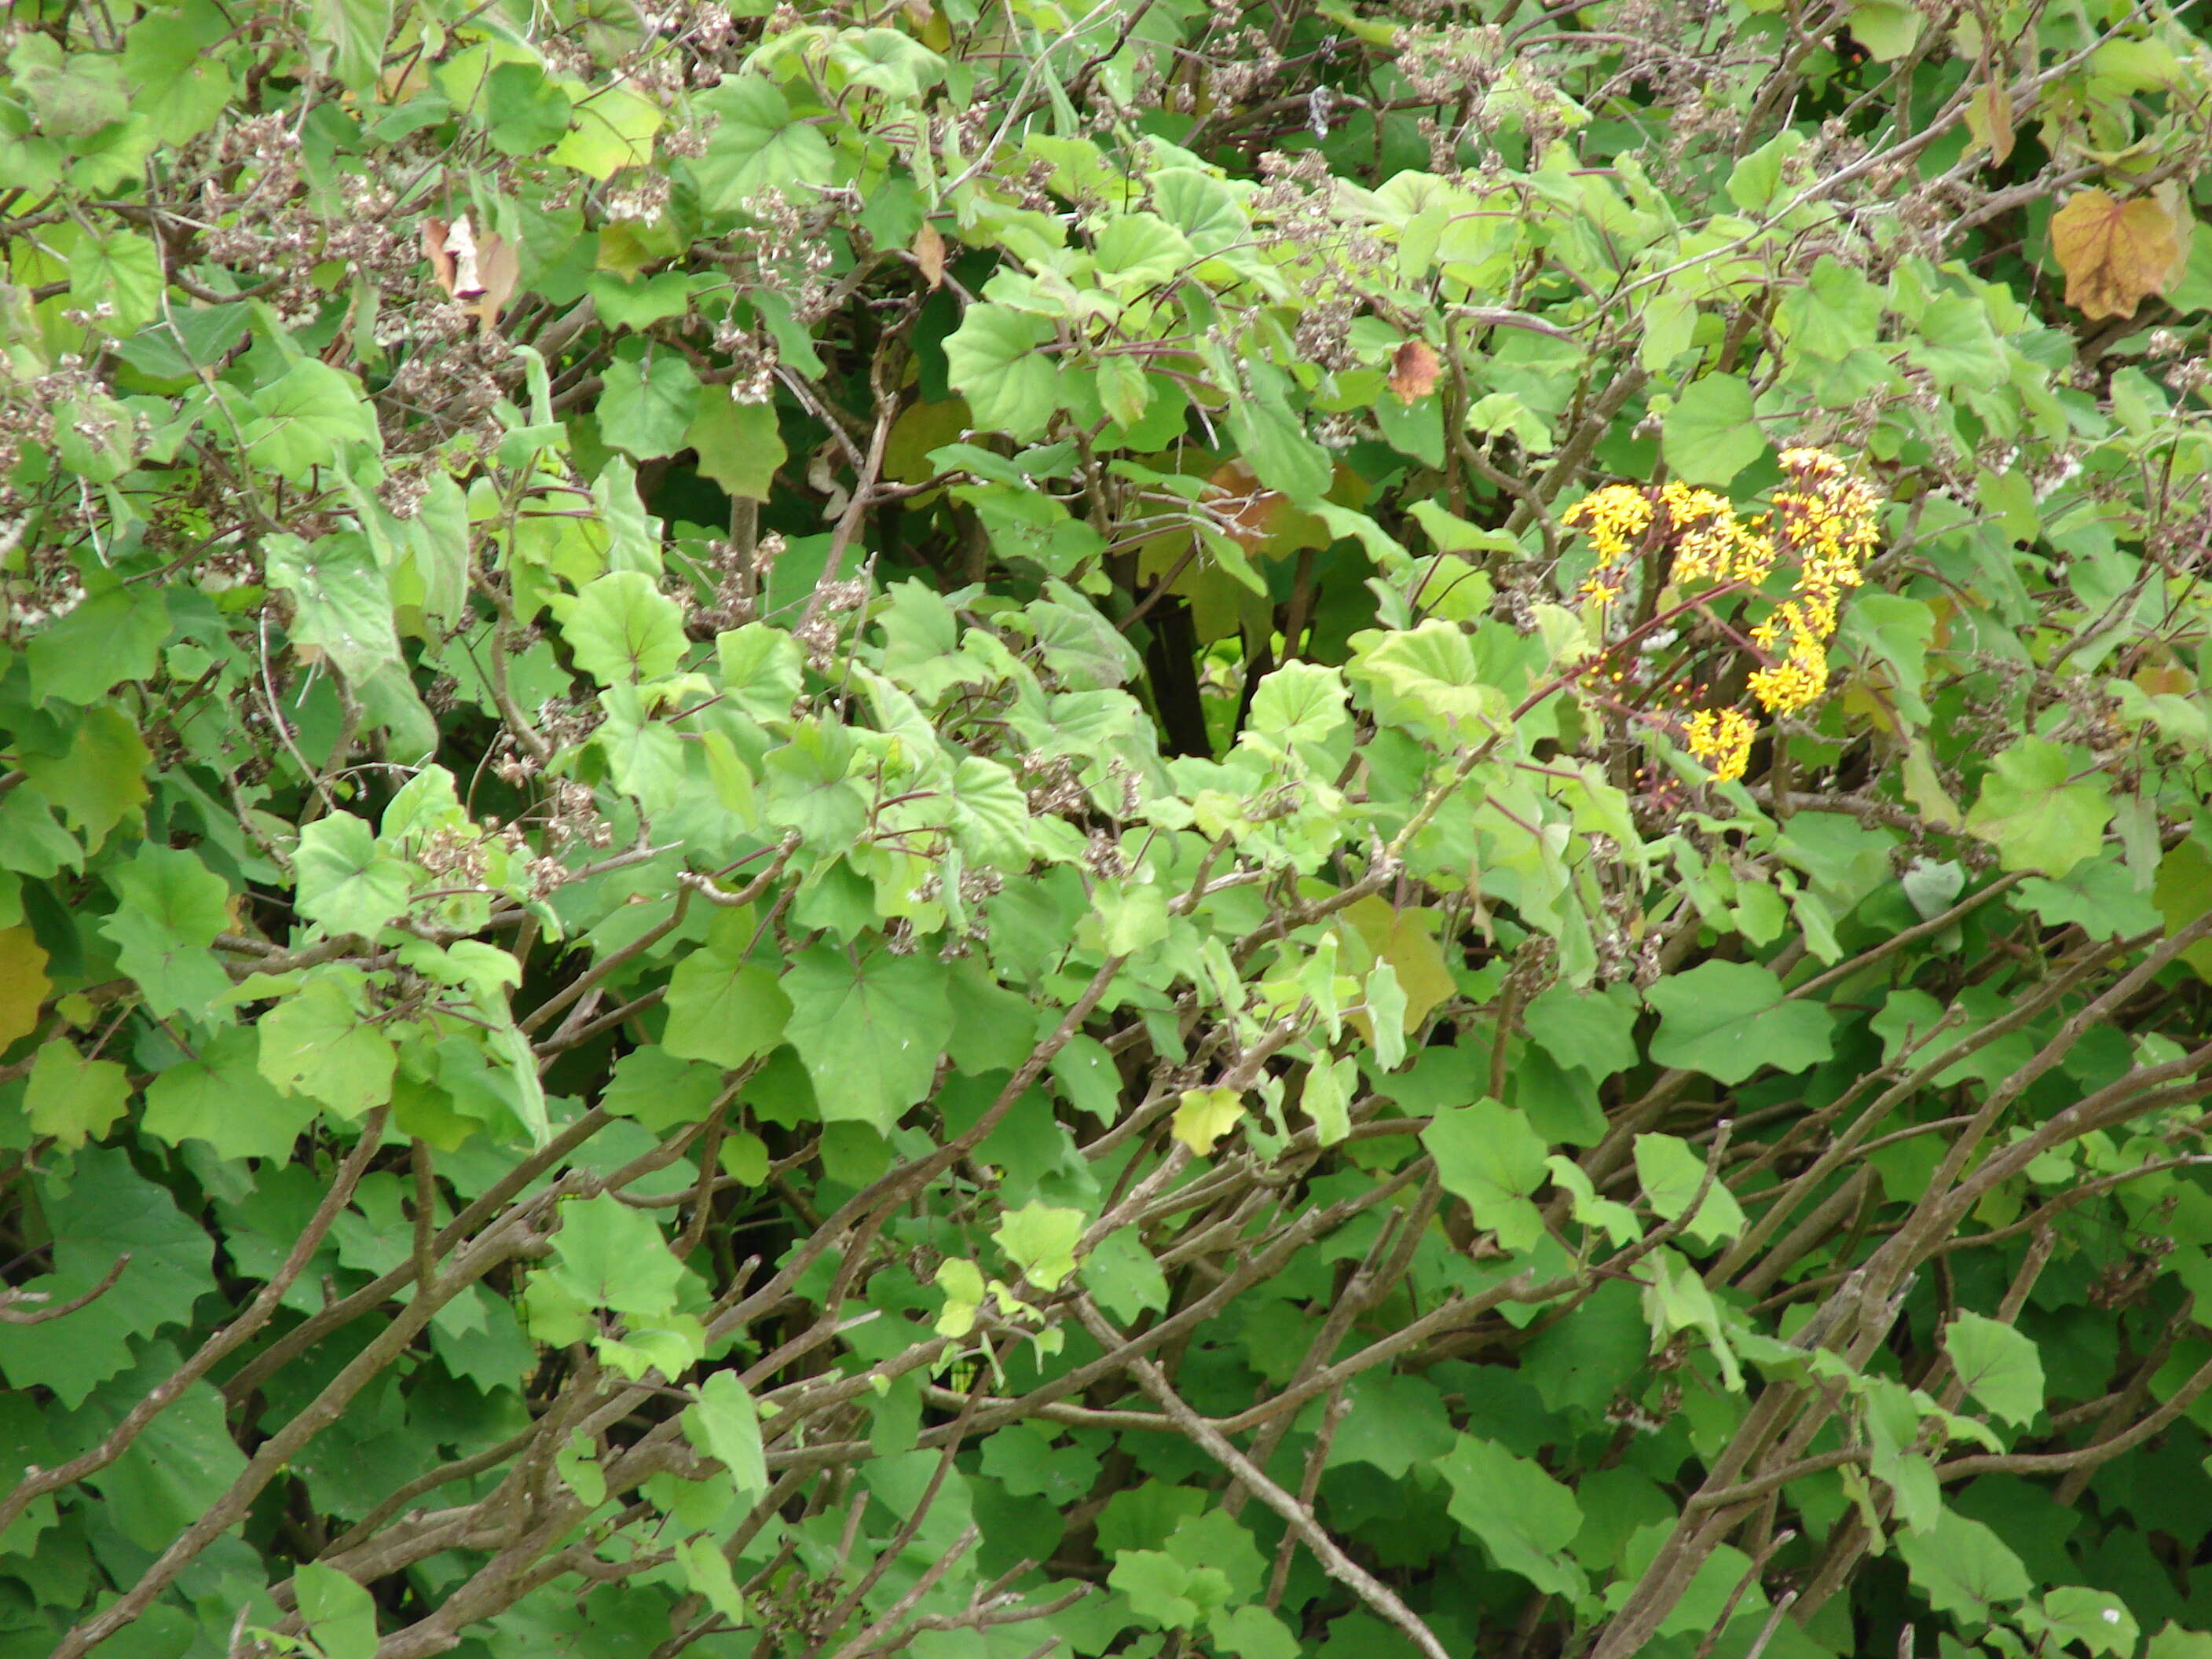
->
[
  {"left": 421, "top": 218, "right": 457, "bottom": 297},
  {"left": 1388, "top": 339, "right": 1441, "bottom": 405},
  {"left": 2050, "top": 189, "right": 2179, "bottom": 320},
  {"left": 914, "top": 221, "right": 946, "bottom": 291}
]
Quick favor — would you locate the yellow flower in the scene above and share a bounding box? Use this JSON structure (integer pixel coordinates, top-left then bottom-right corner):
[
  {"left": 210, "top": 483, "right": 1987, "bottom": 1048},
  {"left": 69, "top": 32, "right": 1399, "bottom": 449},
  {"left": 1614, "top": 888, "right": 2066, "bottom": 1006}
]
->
[{"left": 1579, "top": 573, "right": 1625, "bottom": 606}]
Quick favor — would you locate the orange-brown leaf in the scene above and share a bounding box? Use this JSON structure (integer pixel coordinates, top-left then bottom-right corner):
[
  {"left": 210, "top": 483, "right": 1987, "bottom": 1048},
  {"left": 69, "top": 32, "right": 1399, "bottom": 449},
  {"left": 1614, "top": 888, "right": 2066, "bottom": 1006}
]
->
[
  {"left": 2049, "top": 189, "right": 2178, "bottom": 320},
  {"left": 1389, "top": 339, "right": 1441, "bottom": 405}
]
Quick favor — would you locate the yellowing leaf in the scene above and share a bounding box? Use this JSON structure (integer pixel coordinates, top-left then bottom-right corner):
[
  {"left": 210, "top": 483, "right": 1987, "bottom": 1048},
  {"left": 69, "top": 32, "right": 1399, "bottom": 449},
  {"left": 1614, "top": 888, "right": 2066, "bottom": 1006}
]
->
[
  {"left": 1172, "top": 1086, "right": 1244, "bottom": 1155},
  {"left": 1335, "top": 897, "right": 1452, "bottom": 1034},
  {"left": 0, "top": 926, "right": 51, "bottom": 1049},
  {"left": 2049, "top": 189, "right": 2180, "bottom": 321},
  {"left": 548, "top": 81, "right": 664, "bottom": 180},
  {"left": 1962, "top": 81, "right": 2014, "bottom": 167}
]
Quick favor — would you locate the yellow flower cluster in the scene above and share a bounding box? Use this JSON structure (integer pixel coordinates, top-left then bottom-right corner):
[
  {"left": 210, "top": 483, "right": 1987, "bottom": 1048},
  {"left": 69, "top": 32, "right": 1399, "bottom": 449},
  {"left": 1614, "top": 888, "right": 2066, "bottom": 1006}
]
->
[
  {"left": 1683, "top": 708, "right": 1757, "bottom": 782},
  {"left": 1561, "top": 485, "right": 1654, "bottom": 559},
  {"left": 1744, "top": 448, "right": 1881, "bottom": 718},
  {"left": 1555, "top": 445, "right": 1883, "bottom": 786},
  {"left": 1562, "top": 485, "right": 1654, "bottom": 612}
]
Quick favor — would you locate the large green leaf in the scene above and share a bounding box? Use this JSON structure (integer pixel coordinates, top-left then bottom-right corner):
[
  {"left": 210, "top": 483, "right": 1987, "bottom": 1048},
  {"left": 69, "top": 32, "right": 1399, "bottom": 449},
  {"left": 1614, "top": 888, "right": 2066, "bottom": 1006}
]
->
[
  {"left": 1964, "top": 737, "right": 2114, "bottom": 876},
  {"left": 1422, "top": 1099, "right": 1549, "bottom": 1251},
  {"left": 780, "top": 945, "right": 950, "bottom": 1131},
  {"left": 1895, "top": 1509, "right": 2032, "bottom": 1624},
  {"left": 1645, "top": 961, "right": 1834, "bottom": 1083},
  {"left": 690, "top": 76, "right": 833, "bottom": 211},
  {"left": 293, "top": 815, "right": 413, "bottom": 939},
  {"left": 1433, "top": 1434, "right": 1586, "bottom": 1597},
  {"left": 1661, "top": 372, "right": 1763, "bottom": 485},
  {"left": 1943, "top": 1313, "right": 2045, "bottom": 1426},
  {"left": 943, "top": 303, "right": 1061, "bottom": 441},
  {"left": 599, "top": 353, "right": 702, "bottom": 459},
  {"left": 662, "top": 912, "right": 793, "bottom": 1068},
  {"left": 98, "top": 844, "right": 231, "bottom": 1018},
  {"left": 553, "top": 569, "right": 689, "bottom": 685}
]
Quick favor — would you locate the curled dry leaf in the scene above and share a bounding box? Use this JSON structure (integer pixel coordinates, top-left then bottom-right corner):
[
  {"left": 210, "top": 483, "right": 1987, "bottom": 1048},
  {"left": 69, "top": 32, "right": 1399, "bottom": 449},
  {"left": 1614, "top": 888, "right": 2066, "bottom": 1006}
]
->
[
  {"left": 2049, "top": 189, "right": 2181, "bottom": 320},
  {"left": 423, "top": 214, "right": 521, "bottom": 336},
  {"left": 1389, "top": 339, "right": 1442, "bottom": 405}
]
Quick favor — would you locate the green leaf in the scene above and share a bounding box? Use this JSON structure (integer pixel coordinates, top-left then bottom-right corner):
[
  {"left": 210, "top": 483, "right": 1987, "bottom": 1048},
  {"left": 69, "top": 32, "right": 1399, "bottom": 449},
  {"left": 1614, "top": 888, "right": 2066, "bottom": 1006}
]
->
[
  {"left": 24, "top": 1039, "right": 130, "bottom": 1149},
  {"left": 87, "top": 1363, "right": 250, "bottom": 1553},
  {"left": 1422, "top": 1099, "right": 1549, "bottom": 1251},
  {"left": 0, "top": 1148, "right": 215, "bottom": 1408},
  {"left": 1779, "top": 255, "right": 1884, "bottom": 362},
  {"left": 687, "top": 1370, "right": 771, "bottom": 1502},
  {"left": 18, "top": 705, "right": 149, "bottom": 847},
  {"left": 1109, "top": 1551, "right": 1230, "bottom": 1630},
  {"left": 142, "top": 1027, "right": 319, "bottom": 1160},
  {"left": 266, "top": 532, "right": 402, "bottom": 683},
  {"left": 98, "top": 843, "right": 232, "bottom": 1018},
  {"left": 1433, "top": 1434, "right": 1586, "bottom": 1597},
  {"left": 1632, "top": 1133, "right": 1747, "bottom": 1243},
  {"left": 1213, "top": 1606, "right": 1300, "bottom": 1659},
  {"left": 1522, "top": 981, "right": 1639, "bottom": 1079},
  {"left": 547, "top": 1193, "right": 684, "bottom": 1317},
  {"left": 943, "top": 303, "right": 1062, "bottom": 441},
  {"left": 1173, "top": 1086, "right": 1244, "bottom": 1155},
  {"left": 243, "top": 358, "right": 381, "bottom": 480},
  {"left": 1224, "top": 394, "right": 1332, "bottom": 504},
  {"left": 24, "top": 586, "right": 167, "bottom": 704},
  {"left": 1328, "top": 1372, "right": 1456, "bottom": 1479},
  {"left": 2033, "top": 1588, "right": 2137, "bottom": 1657},
  {"left": 311, "top": 0, "right": 391, "bottom": 93},
  {"left": 599, "top": 353, "right": 702, "bottom": 459},
  {"left": 294, "top": 815, "right": 413, "bottom": 939},
  {"left": 484, "top": 60, "right": 572, "bottom": 153},
  {"left": 1964, "top": 738, "right": 2114, "bottom": 877},
  {"left": 994, "top": 1200, "right": 1085, "bottom": 1291},
  {"left": 676, "top": 1536, "right": 747, "bottom": 1626},
  {"left": 68, "top": 229, "right": 164, "bottom": 334},
  {"left": 1661, "top": 373, "right": 1764, "bottom": 486},
  {"left": 1301, "top": 1053, "right": 1354, "bottom": 1145},
  {"left": 10, "top": 34, "right": 128, "bottom": 134},
  {"left": 1646, "top": 961, "right": 1834, "bottom": 1084},
  {"left": 689, "top": 395, "right": 786, "bottom": 500},
  {"left": 256, "top": 974, "right": 397, "bottom": 1117},
  {"left": 779, "top": 945, "right": 950, "bottom": 1131},
  {"left": 663, "top": 914, "right": 793, "bottom": 1068},
  {"left": 1847, "top": 0, "right": 1921, "bottom": 60},
  {"left": 690, "top": 74, "right": 830, "bottom": 207},
  {"left": 553, "top": 569, "right": 688, "bottom": 685},
  {"left": 1895, "top": 1508, "right": 2031, "bottom": 1624},
  {"left": 1943, "top": 1313, "right": 2045, "bottom": 1426},
  {"left": 296, "top": 1562, "right": 379, "bottom": 1659},
  {"left": 1081, "top": 1226, "right": 1168, "bottom": 1323}
]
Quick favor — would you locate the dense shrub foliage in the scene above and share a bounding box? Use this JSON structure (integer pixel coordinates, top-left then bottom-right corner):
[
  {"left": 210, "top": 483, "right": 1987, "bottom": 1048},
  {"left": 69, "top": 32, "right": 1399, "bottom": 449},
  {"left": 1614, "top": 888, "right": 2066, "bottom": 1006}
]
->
[{"left": 5, "top": 0, "right": 2212, "bottom": 1654}]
